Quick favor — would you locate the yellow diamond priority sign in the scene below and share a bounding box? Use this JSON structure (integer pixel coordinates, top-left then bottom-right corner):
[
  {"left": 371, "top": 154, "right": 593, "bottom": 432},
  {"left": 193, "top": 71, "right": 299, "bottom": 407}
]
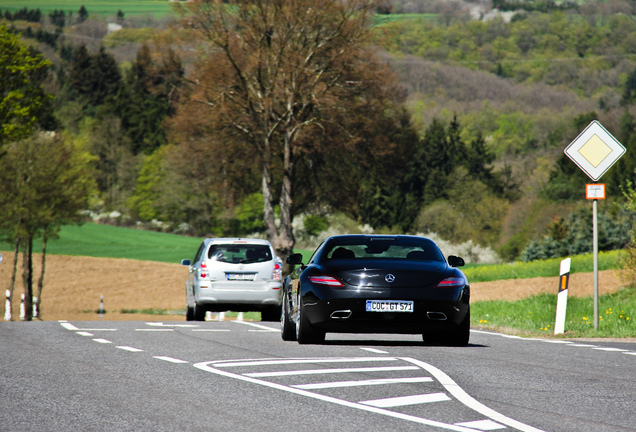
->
[{"left": 565, "top": 120, "right": 625, "bottom": 181}]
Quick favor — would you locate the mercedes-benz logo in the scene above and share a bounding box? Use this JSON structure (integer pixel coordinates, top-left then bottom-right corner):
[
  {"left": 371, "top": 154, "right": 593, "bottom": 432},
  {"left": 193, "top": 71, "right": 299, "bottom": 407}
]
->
[{"left": 385, "top": 274, "right": 395, "bottom": 283}]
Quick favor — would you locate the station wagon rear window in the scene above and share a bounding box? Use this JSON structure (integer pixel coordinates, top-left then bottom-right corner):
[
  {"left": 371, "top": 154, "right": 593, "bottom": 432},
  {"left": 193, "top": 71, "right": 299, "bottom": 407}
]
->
[{"left": 207, "top": 244, "right": 272, "bottom": 264}]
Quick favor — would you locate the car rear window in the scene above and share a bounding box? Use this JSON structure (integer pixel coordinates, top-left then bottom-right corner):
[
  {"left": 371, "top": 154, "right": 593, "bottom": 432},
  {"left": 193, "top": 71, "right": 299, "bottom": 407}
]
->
[
  {"left": 207, "top": 244, "right": 272, "bottom": 264},
  {"left": 326, "top": 238, "right": 444, "bottom": 262}
]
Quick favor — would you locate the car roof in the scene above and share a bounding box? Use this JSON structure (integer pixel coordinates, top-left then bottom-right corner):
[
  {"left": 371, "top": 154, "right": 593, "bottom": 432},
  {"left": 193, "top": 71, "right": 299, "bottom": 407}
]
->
[
  {"left": 325, "top": 234, "right": 437, "bottom": 243},
  {"left": 204, "top": 238, "right": 272, "bottom": 246}
]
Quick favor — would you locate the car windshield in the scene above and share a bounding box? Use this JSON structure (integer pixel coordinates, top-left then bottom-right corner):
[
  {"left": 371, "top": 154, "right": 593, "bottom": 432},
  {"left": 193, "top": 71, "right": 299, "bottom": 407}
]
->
[
  {"left": 207, "top": 244, "right": 272, "bottom": 264},
  {"left": 325, "top": 237, "right": 444, "bottom": 262}
]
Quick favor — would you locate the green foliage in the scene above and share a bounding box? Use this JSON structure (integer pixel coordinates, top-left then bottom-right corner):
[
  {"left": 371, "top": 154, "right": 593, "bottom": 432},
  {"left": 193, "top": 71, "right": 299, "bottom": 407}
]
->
[
  {"left": 303, "top": 215, "right": 329, "bottom": 237},
  {"left": 233, "top": 193, "right": 266, "bottom": 234},
  {"left": 0, "top": 23, "right": 53, "bottom": 147},
  {"left": 416, "top": 174, "right": 510, "bottom": 246},
  {"left": 378, "top": 12, "right": 636, "bottom": 94},
  {"left": 67, "top": 45, "right": 122, "bottom": 109},
  {"left": 520, "top": 206, "right": 634, "bottom": 261}
]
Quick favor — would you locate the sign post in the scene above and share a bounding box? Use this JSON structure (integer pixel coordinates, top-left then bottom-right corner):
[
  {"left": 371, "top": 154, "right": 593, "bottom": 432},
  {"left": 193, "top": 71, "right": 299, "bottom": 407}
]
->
[{"left": 564, "top": 121, "right": 625, "bottom": 330}]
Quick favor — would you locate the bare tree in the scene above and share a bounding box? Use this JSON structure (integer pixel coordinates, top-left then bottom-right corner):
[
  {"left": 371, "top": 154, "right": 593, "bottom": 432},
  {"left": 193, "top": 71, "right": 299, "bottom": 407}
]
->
[{"left": 175, "top": 0, "right": 384, "bottom": 258}]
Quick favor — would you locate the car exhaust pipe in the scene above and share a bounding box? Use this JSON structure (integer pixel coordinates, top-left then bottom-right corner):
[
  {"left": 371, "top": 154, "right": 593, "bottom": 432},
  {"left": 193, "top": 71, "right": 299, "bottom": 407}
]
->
[
  {"left": 427, "top": 312, "right": 447, "bottom": 321},
  {"left": 330, "top": 310, "right": 352, "bottom": 319}
]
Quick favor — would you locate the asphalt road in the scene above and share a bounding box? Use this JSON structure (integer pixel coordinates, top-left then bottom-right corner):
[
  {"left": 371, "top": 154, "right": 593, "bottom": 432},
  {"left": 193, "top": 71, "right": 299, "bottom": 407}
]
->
[{"left": 1, "top": 320, "right": 635, "bottom": 432}]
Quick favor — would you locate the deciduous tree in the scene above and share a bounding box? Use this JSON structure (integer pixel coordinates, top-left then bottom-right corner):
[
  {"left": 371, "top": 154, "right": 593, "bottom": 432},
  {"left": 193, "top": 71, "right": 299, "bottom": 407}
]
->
[
  {"left": 0, "top": 133, "right": 93, "bottom": 320},
  {"left": 176, "top": 0, "right": 406, "bottom": 259}
]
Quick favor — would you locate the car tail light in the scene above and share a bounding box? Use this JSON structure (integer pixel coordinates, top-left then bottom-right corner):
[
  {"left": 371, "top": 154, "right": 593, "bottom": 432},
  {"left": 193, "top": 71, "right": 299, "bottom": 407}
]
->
[
  {"left": 435, "top": 277, "right": 465, "bottom": 288},
  {"left": 272, "top": 263, "right": 282, "bottom": 281},
  {"left": 309, "top": 275, "right": 344, "bottom": 287}
]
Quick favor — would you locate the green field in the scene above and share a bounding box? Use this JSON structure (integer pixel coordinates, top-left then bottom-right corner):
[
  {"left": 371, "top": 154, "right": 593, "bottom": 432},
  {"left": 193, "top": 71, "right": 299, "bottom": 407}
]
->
[
  {"left": 0, "top": 222, "right": 201, "bottom": 263},
  {"left": 0, "top": 0, "right": 177, "bottom": 18}
]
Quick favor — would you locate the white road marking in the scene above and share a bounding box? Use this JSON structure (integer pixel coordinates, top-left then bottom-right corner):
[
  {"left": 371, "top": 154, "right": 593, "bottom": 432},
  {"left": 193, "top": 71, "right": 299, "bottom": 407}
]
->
[
  {"left": 361, "top": 348, "right": 389, "bottom": 354},
  {"left": 135, "top": 329, "right": 174, "bottom": 332},
  {"left": 594, "top": 347, "right": 628, "bottom": 352},
  {"left": 93, "top": 338, "right": 112, "bottom": 344},
  {"left": 214, "top": 357, "right": 397, "bottom": 368},
  {"left": 60, "top": 322, "right": 79, "bottom": 331},
  {"left": 244, "top": 365, "right": 419, "bottom": 378},
  {"left": 117, "top": 346, "right": 143, "bottom": 352},
  {"left": 403, "top": 357, "right": 545, "bottom": 432},
  {"left": 76, "top": 332, "right": 93, "bottom": 337},
  {"left": 145, "top": 322, "right": 199, "bottom": 328},
  {"left": 154, "top": 356, "right": 188, "bottom": 364},
  {"left": 293, "top": 377, "right": 433, "bottom": 390},
  {"left": 455, "top": 420, "right": 507, "bottom": 430},
  {"left": 361, "top": 392, "right": 451, "bottom": 407},
  {"left": 567, "top": 344, "right": 598, "bottom": 347},
  {"left": 232, "top": 321, "right": 279, "bottom": 332},
  {"left": 624, "top": 352, "right": 636, "bottom": 356},
  {"left": 194, "top": 360, "right": 489, "bottom": 432}
]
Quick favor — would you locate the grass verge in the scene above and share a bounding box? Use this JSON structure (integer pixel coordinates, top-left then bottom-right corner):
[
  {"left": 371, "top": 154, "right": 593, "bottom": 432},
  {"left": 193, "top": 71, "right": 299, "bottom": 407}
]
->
[
  {"left": 463, "top": 250, "right": 623, "bottom": 283},
  {"left": 472, "top": 286, "right": 636, "bottom": 338}
]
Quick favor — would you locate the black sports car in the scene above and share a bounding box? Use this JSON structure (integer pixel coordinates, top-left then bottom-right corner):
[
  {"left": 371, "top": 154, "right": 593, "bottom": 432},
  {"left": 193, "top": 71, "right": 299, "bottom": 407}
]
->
[{"left": 281, "top": 235, "right": 470, "bottom": 345}]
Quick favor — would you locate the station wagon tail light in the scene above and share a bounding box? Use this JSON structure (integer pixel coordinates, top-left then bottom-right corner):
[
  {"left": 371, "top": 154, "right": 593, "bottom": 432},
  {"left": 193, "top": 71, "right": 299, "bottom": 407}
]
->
[
  {"left": 435, "top": 277, "right": 465, "bottom": 288},
  {"left": 272, "top": 263, "right": 282, "bottom": 281},
  {"left": 200, "top": 262, "right": 207, "bottom": 278},
  {"left": 309, "top": 275, "right": 344, "bottom": 287}
]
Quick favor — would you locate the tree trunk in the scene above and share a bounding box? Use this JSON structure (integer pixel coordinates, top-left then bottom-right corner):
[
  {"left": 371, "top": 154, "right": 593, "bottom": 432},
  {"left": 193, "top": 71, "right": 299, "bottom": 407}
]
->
[
  {"left": 35, "top": 230, "right": 48, "bottom": 320},
  {"left": 278, "top": 129, "right": 295, "bottom": 272},
  {"left": 261, "top": 138, "right": 279, "bottom": 248},
  {"left": 7, "top": 239, "right": 20, "bottom": 321},
  {"left": 22, "top": 237, "right": 33, "bottom": 321}
]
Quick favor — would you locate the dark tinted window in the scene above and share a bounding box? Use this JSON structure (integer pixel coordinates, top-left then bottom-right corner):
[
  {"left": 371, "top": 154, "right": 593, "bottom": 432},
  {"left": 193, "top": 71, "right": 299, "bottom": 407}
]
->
[
  {"left": 207, "top": 244, "right": 272, "bottom": 264},
  {"left": 325, "top": 237, "right": 444, "bottom": 262}
]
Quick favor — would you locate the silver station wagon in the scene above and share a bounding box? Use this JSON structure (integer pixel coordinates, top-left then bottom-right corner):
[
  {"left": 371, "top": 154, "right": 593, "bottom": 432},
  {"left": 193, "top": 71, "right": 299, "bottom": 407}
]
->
[{"left": 181, "top": 238, "right": 283, "bottom": 321}]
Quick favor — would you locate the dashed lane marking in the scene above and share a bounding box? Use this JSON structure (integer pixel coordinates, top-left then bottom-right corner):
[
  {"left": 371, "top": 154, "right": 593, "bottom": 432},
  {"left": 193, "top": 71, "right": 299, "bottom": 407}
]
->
[
  {"left": 154, "top": 356, "right": 188, "bottom": 364},
  {"left": 117, "top": 346, "right": 144, "bottom": 352}
]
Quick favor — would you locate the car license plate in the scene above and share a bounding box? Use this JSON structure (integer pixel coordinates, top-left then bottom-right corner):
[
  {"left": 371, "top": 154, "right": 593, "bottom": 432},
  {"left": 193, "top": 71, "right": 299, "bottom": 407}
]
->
[
  {"left": 366, "top": 300, "right": 414, "bottom": 312},
  {"left": 226, "top": 273, "right": 256, "bottom": 281}
]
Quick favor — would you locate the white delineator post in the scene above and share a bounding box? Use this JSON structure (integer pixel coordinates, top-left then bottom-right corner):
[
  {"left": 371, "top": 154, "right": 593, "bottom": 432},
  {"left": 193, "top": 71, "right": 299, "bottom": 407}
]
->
[
  {"left": 554, "top": 258, "right": 571, "bottom": 335},
  {"left": 4, "top": 290, "right": 11, "bottom": 321}
]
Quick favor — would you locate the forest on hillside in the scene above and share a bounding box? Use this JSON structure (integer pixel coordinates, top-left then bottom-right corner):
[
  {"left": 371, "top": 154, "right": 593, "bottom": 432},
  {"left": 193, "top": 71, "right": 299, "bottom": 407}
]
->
[{"left": 2, "top": 0, "right": 636, "bottom": 264}]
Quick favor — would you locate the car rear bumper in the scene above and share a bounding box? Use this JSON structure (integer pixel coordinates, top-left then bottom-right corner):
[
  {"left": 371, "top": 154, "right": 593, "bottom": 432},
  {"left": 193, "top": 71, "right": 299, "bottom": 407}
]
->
[
  {"left": 303, "top": 297, "right": 469, "bottom": 334},
  {"left": 195, "top": 280, "right": 282, "bottom": 306}
]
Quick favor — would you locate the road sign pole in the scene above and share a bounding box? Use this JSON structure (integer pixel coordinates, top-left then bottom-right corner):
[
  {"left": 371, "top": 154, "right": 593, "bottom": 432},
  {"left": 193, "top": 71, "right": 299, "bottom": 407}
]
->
[{"left": 593, "top": 199, "right": 599, "bottom": 330}]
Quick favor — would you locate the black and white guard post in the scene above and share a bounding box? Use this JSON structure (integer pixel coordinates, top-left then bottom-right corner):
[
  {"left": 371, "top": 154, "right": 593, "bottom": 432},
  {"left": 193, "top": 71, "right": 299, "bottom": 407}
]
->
[{"left": 554, "top": 258, "right": 571, "bottom": 335}]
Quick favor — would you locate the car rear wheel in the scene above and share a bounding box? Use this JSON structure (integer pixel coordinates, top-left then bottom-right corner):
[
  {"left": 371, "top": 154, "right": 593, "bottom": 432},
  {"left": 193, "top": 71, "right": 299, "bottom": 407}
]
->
[
  {"left": 261, "top": 306, "right": 281, "bottom": 322},
  {"left": 296, "top": 299, "right": 325, "bottom": 344},
  {"left": 280, "top": 290, "right": 296, "bottom": 341},
  {"left": 185, "top": 304, "right": 194, "bottom": 321},
  {"left": 424, "top": 308, "right": 470, "bottom": 347},
  {"left": 193, "top": 302, "right": 206, "bottom": 321}
]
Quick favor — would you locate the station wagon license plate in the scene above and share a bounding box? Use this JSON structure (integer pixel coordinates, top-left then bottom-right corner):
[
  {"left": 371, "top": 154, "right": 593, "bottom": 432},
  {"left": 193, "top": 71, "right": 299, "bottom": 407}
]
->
[
  {"left": 226, "top": 273, "right": 257, "bottom": 281},
  {"left": 366, "top": 300, "right": 414, "bottom": 312}
]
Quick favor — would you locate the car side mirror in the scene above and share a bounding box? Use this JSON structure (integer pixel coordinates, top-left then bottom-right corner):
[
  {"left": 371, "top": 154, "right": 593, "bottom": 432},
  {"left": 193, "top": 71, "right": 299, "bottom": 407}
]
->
[
  {"left": 448, "top": 255, "right": 464, "bottom": 267},
  {"left": 181, "top": 259, "right": 191, "bottom": 266},
  {"left": 286, "top": 253, "right": 303, "bottom": 266}
]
